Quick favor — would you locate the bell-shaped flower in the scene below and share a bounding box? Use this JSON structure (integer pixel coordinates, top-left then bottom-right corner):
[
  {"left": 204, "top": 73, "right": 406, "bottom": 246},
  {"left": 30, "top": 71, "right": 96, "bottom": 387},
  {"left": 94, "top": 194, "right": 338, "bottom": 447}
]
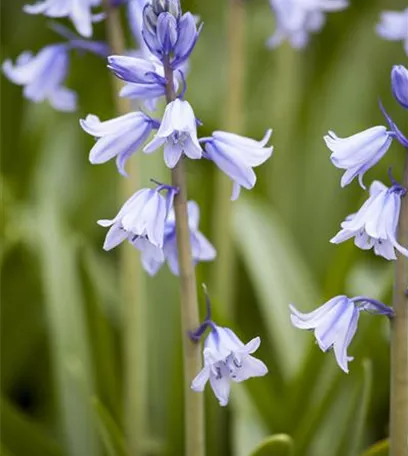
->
[
  {"left": 23, "top": 0, "right": 102, "bottom": 38},
  {"left": 324, "top": 126, "right": 393, "bottom": 188},
  {"left": 267, "top": 0, "right": 348, "bottom": 49},
  {"left": 144, "top": 99, "right": 202, "bottom": 168},
  {"left": 127, "top": 0, "right": 149, "bottom": 54},
  {"left": 137, "top": 200, "right": 216, "bottom": 276},
  {"left": 290, "top": 295, "right": 393, "bottom": 373},
  {"left": 80, "top": 111, "right": 159, "bottom": 175},
  {"left": 2, "top": 44, "right": 76, "bottom": 112},
  {"left": 331, "top": 181, "right": 408, "bottom": 260},
  {"left": 97, "top": 184, "right": 178, "bottom": 252},
  {"left": 191, "top": 325, "right": 268, "bottom": 406},
  {"left": 376, "top": 9, "right": 408, "bottom": 56},
  {"left": 202, "top": 130, "right": 273, "bottom": 200},
  {"left": 142, "top": 2, "right": 200, "bottom": 69},
  {"left": 391, "top": 65, "right": 408, "bottom": 109}
]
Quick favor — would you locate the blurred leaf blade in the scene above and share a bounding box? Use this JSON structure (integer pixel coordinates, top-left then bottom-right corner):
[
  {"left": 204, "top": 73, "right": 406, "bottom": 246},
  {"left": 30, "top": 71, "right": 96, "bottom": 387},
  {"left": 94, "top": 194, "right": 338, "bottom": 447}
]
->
[{"left": 249, "top": 434, "right": 294, "bottom": 456}]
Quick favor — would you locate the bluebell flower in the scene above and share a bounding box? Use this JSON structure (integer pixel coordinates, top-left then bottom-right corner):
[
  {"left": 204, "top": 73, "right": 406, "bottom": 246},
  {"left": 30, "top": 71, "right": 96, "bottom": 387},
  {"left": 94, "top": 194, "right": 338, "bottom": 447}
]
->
[
  {"left": 144, "top": 99, "right": 202, "bottom": 168},
  {"left": 23, "top": 0, "right": 102, "bottom": 38},
  {"left": 191, "top": 324, "right": 268, "bottom": 406},
  {"left": 290, "top": 295, "right": 393, "bottom": 373},
  {"left": 267, "top": 0, "right": 348, "bottom": 49},
  {"left": 2, "top": 44, "right": 76, "bottom": 112},
  {"left": 376, "top": 9, "right": 408, "bottom": 56},
  {"left": 80, "top": 111, "right": 159, "bottom": 175},
  {"left": 107, "top": 54, "right": 180, "bottom": 109},
  {"left": 142, "top": 1, "right": 200, "bottom": 68},
  {"left": 331, "top": 181, "right": 408, "bottom": 259},
  {"left": 128, "top": 0, "right": 149, "bottom": 54},
  {"left": 137, "top": 201, "right": 216, "bottom": 276},
  {"left": 97, "top": 184, "right": 178, "bottom": 252},
  {"left": 202, "top": 130, "right": 273, "bottom": 200},
  {"left": 324, "top": 126, "right": 393, "bottom": 188},
  {"left": 379, "top": 101, "right": 408, "bottom": 149},
  {"left": 391, "top": 65, "right": 408, "bottom": 109}
]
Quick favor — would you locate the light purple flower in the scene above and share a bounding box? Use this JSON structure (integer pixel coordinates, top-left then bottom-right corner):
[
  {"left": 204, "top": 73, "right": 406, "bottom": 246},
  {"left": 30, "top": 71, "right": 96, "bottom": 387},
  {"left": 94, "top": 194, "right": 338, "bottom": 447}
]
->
[
  {"left": 80, "top": 111, "right": 158, "bottom": 175},
  {"left": 331, "top": 181, "right": 408, "bottom": 260},
  {"left": 2, "top": 44, "right": 76, "bottom": 112},
  {"left": 202, "top": 130, "right": 273, "bottom": 200},
  {"left": 142, "top": 2, "right": 200, "bottom": 68},
  {"left": 376, "top": 9, "right": 408, "bottom": 56},
  {"left": 144, "top": 99, "right": 202, "bottom": 168},
  {"left": 97, "top": 185, "right": 177, "bottom": 253},
  {"left": 128, "top": 0, "right": 149, "bottom": 54},
  {"left": 290, "top": 295, "right": 393, "bottom": 373},
  {"left": 191, "top": 325, "right": 268, "bottom": 406},
  {"left": 23, "top": 0, "right": 102, "bottom": 38},
  {"left": 267, "top": 0, "right": 348, "bottom": 49},
  {"left": 139, "top": 201, "right": 216, "bottom": 276},
  {"left": 324, "top": 126, "right": 393, "bottom": 188},
  {"left": 391, "top": 65, "right": 408, "bottom": 109}
]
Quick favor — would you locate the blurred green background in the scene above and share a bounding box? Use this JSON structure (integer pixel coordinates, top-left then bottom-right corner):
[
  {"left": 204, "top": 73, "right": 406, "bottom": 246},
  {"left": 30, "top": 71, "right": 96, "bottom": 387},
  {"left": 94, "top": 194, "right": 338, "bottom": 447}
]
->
[{"left": 1, "top": 0, "right": 407, "bottom": 455}]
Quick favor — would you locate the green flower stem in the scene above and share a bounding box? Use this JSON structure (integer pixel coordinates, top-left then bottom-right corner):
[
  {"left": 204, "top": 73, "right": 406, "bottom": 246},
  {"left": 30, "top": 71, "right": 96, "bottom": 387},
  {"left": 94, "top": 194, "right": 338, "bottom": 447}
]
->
[
  {"left": 103, "top": 3, "right": 147, "bottom": 455},
  {"left": 211, "top": 0, "right": 246, "bottom": 314},
  {"left": 163, "top": 58, "right": 205, "bottom": 456},
  {"left": 390, "top": 152, "right": 408, "bottom": 456}
]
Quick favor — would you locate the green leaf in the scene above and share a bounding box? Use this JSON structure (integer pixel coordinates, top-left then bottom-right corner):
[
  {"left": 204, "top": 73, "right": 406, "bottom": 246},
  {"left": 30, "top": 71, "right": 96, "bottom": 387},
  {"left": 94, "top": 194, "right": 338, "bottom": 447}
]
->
[
  {"left": 92, "top": 398, "right": 128, "bottom": 456},
  {"left": 233, "top": 196, "right": 319, "bottom": 378},
  {"left": 249, "top": 435, "right": 294, "bottom": 456},
  {"left": 360, "top": 440, "right": 389, "bottom": 456},
  {"left": 0, "top": 396, "right": 64, "bottom": 456}
]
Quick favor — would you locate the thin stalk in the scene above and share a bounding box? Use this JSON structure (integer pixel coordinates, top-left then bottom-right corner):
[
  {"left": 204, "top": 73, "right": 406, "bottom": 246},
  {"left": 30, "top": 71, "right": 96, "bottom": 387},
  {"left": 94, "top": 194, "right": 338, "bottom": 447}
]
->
[
  {"left": 103, "top": 3, "right": 147, "bottom": 455},
  {"left": 163, "top": 58, "right": 205, "bottom": 456},
  {"left": 211, "top": 0, "right": 246, "bottom": 313},
  {"left": 390, "top": 153, "right": 408, "bottom": 456}
]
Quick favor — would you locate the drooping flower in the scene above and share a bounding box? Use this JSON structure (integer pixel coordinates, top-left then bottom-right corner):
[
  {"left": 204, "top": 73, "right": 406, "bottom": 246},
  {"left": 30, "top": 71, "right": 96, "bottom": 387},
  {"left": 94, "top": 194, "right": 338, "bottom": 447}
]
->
[
  {"left": 144, "top": 99, "right": 202, "bottom": 168},
  {"left": 191, "top": 324, "right": 268, "bottom": 406},
  {"left": 201, "top": 130, "right": 273, "bottom": 200},
  {"left": 331, "top": 180, "right": 408, "bottom": 259},
  {"left": 128, "top": 0, "right": 149, "bottom": 53},
  {"left": 80, "top": 111, "right": 159, "bottom": 175},
  {"left": 391, "top": 65, "right": 408, "bottom": 110},
  {"left": 324, "top": 126, "right": 393, "bottom": 188},
  {"left": 290, "top": 295, "right": 393, "bottom": 373},
  {"left": 2, "top": 44, "right": 76, "bottom": 112},
  {"left": 97, "top": 184, "right": 178, "bottom": 252},
  {"left": 137, "top": 201, "right": 216, "bottom": 276},
  {"left": 23, "top": 0, "right": 103, "bottom": 38},
  {"left": 267, "top": 0, "right": 348, "bottom": 49},
  {"left": 376, "top": 9, "right": 408, "bottom": 56},
  {"left": 142, "top": 1, "right": 201, "bottom": 68}
]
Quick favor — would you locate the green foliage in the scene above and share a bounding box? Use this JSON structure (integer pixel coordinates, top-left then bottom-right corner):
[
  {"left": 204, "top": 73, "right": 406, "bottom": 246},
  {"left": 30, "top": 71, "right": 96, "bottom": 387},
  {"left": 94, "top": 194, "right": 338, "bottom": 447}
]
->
[{"left": 1, "top": 0, "right": 405, "bottom": 455}]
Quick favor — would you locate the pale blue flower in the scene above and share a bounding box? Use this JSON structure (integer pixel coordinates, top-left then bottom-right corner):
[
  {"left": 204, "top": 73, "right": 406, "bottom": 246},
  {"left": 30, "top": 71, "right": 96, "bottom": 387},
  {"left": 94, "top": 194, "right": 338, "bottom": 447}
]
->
[
  {"left": 128, "top": 0, "right": 149, "bottom": 53},
  {"left": 267, "top": 0, "right": 348, "bottom": 49},
  {"left": 23, "top": 0, "right": 102, "bottom": 38},
  {"left": 324, "top": 126, "right": 393, "bottom": 188},
  {"left": 97, "top": 184, "right": 177, "bottom": 252},
  {"left": 80, "top": 111, "right": 159, "bottom": 175},
  {"left": 191, "top": 325, "right": 268, "bottom": 406},
  {"left": 202, "top": 130, "right": 273, "bottom": 200},
  {"left": 290, "top": 295, "right": 393, "bottom": 373},
  {"left": 331, "top": 181, "right": 408, "bottom": 259},
  {"left": 138, "top": 201, "right": 216, "bottom": 276},
  {"left": 391, "top": 65, "right": 408, "bottom": 109},
  {"left": 376, "top": 9, "right": 408, "bottom": 56},
  {"left": 2, "top": 44, "right": 76, "bottom": 112},
  {"left": 142, "top": 1, "right": 201, "bottom": 68},
  {"left": 144, "top": 99, "right": 202, "bottom": 168}
]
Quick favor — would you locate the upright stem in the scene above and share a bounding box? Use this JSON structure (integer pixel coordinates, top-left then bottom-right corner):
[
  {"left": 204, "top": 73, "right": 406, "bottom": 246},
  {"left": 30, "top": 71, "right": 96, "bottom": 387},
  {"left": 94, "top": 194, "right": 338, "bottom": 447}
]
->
[
  {"left": 390, "top": 153, "right": 408, "bottom": 456},
  {"left": 103, "top": 3, "right": 147, "bottom": 455},
  {"left": 163, "top": 59, "right": 205, "bottom": 456},
  {"left": 211, "top": 0, "right": 246, "bottom": 312}
]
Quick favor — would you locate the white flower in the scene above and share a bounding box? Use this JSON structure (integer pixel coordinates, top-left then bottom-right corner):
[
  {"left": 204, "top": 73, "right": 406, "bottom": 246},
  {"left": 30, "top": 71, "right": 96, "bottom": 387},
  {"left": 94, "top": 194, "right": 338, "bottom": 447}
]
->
[
  {"left": 191, "top": 325, "right": 268, "bottom": 406},
  {"left": 376, "top": 9, "right": 408, "bottom": 56}
]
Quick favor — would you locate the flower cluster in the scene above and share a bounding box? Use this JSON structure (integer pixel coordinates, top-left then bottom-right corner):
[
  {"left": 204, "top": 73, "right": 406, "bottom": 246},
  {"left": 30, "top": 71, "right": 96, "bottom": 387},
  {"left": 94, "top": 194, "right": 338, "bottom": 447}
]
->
[
  {"left": 290, "top": 65, "right": 407, "bottom": 372},
  {"left": 78, "top": 0, "right": 272, "bottom": 405},
  {"left": 267, "top": 0, "right": 348, "bottom": 49},
  {"left": 2, "top": 6, "right": 109, "bottom": 111}
]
